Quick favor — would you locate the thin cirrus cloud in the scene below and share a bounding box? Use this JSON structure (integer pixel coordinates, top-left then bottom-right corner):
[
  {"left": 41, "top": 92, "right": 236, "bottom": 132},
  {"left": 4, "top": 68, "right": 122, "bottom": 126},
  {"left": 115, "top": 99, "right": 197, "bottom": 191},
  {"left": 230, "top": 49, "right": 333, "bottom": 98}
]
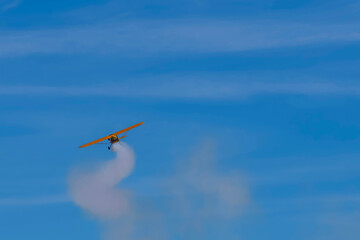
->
[
  {"left": 0, "top": 195, "right": 70, "bottom": 206},
  {"left": 0, "top": 19, "right": 359, "bottom": 57},
  {"left": 1, "top": 80, "right": 360, "bottom": 99},
  {"left": 1, "top": 0, "right": 21, "bottom": 11}
]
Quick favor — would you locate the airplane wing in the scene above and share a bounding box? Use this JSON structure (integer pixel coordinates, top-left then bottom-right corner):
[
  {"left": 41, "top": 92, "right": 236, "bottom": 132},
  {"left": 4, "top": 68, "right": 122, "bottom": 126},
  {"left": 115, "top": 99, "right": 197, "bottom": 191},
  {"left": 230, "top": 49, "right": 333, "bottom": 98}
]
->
[
  {"left": 111, "top": 122, "right": 144, "bottom": 136},
  {"left": 78, "top": 122, "right": 144, "bottom": 148},
  {"left": 79, "top": 134, "right": 113, "bottom": 148}
]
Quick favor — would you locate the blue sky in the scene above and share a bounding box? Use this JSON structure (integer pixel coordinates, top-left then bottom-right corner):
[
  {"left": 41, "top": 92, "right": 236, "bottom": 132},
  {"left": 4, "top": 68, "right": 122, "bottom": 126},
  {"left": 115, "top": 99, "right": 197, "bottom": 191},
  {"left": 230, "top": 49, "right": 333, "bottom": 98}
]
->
[{"left": 1, "top": 0, "right": 360, "bottom": 239}]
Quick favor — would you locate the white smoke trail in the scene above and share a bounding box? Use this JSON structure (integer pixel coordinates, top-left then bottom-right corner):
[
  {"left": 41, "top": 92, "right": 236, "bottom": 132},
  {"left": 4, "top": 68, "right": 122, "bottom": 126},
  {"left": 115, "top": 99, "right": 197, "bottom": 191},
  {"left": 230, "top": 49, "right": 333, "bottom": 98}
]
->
[
  {"left": 68, "top": 142, "right": 135, "bottom": 219},
  {"left": 68, "top": 139, "right": 250, "bottom": 240}
]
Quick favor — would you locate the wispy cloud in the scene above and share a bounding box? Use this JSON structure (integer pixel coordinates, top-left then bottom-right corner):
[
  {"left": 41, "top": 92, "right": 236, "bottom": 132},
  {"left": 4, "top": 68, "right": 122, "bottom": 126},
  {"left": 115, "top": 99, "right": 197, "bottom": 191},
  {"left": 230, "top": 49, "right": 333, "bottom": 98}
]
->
[
  {"left": 262, "top": 194, "right": 360, "bottom": 207},
  {"left": 0, "top": 19, "right": 359, "bottom": 57},
  {"left": 1, "top": 78, "right": 360, "bottom": 99},
  {"left": 316, "top": 211, "right": 360, "bottom": 240},
  {"left": 1, "top": 0, "right": 21, "bottom": 11},
  {"left": 0, "top": 195, "right": 70, "bottom": 206},
  {"left": 251, "top": 159, "right": 360, "bottom": 186}
]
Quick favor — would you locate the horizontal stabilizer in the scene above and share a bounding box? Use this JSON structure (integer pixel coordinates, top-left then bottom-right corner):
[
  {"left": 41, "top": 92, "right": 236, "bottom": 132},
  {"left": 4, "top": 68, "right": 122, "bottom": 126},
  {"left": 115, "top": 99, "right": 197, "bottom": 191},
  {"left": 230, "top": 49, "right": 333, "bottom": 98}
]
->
[{"left": 118, "top": 135, "right": 127, "bottom": 140}]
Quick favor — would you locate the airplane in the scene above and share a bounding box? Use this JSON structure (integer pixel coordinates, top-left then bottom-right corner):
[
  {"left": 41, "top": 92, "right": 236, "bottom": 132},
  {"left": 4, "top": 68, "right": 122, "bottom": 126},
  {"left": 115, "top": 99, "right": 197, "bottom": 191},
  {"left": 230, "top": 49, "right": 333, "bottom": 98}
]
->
[{"left": 79, "top": 122, "right": 144, "bottom": 150}]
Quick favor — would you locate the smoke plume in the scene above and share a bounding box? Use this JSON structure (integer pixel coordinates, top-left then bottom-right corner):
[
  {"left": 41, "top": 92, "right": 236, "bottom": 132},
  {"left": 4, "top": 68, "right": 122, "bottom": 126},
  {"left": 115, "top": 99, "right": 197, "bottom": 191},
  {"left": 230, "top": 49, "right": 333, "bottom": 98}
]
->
[
  {"left": 68, "top": 142, "right": 134, "bottom": 219},
  {"left": 68, "top": 139, "right": 250, "bottom": 240}
]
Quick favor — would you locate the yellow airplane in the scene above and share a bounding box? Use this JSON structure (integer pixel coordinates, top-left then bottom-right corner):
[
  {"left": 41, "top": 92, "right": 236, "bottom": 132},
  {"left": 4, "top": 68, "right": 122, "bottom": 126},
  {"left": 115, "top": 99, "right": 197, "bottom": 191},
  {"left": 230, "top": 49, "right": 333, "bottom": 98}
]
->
[{"left": 79, "top": 122, "right": 144, "bottom": 150}]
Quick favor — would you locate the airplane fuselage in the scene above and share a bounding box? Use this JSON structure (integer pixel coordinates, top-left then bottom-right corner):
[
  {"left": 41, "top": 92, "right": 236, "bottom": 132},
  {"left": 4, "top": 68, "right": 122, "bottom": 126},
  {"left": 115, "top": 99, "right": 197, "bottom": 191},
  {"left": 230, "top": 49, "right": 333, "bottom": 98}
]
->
[
  {"left": 107, "top": 136, "right": 120, "bottom": 149},
  {"left": 108, "top": 135, "right": 119, "bottom": 144}
]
